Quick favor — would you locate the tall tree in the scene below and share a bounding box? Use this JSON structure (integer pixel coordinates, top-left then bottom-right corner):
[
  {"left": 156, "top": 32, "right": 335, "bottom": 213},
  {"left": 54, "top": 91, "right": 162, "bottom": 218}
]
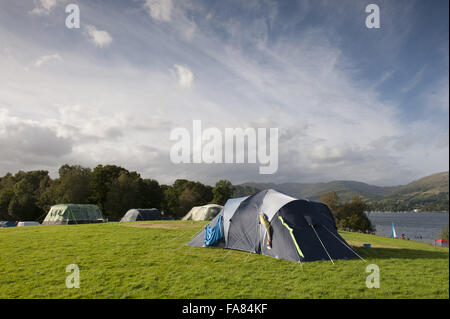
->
[
  {"left": 90, "top": 165, "right": 128, "bottom": 210},
  {"left": 103, "top": 171, "right": 145, "bottom": 220},
  {"left": 319, "top": 191, "right": 339, "bottom": 215},
  {"left": 7, "top": 170, "right": 50, "bottom": 221},
  {"left": 335, "top": 196, "right": 374, "bottom": 232},
  {"left": 56, "top": 165, "right": 92, "bottom": 204},
  {"left": 160, "top": 179, "right": 214, "bottom": 218},
  {"left": 161, "top": 186, "right": 179, "bottom": 217},
  {"left": 142, "top": 179, "right": 163, "bottom": 210},
  {"left": 0, "top": 173, "right": 15, "bottom": 220},
  {"left": 212, "top": 180, "right": 234, "bottom": 205}
]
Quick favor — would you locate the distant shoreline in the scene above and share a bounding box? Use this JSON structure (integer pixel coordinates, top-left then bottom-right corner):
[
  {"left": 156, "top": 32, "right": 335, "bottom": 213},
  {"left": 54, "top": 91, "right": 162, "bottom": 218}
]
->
[
  {"left": 366, "top": 210, "right": 449, "bottom": 213},
  {"left": 366, "top": 211, "right": 449, "bottom": 214}
]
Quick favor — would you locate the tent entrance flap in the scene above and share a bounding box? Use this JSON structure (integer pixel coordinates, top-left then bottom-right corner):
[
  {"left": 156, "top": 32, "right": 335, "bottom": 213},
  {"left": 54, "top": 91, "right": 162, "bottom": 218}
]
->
[{"left": 278, "top": 216, "right": 304, "bottom": 259}]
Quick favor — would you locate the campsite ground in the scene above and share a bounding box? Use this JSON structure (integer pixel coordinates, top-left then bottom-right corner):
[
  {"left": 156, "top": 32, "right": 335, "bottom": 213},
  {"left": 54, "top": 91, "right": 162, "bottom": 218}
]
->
[{"left": 0, "top": 221, "right": 448, "bottom": 299}]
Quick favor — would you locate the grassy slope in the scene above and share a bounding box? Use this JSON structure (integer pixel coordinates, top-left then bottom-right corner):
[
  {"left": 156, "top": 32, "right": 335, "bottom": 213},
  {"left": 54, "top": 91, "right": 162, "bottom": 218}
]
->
[
  {"left": 388, "top": 172, "right": 449, "bottom": 198},
  {"left": 237, "top": 171, "right": 449, "bottom": 203},
  {"left": 0, "top": 221, "right": 448, "bottom": 299}
]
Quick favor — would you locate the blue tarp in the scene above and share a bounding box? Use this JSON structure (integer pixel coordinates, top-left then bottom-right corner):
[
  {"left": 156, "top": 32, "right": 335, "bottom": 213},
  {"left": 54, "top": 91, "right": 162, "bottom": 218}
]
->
[
  {"left": 204, "top": 215, "right": 223, "bottom": 246},
  {"left": 0, "top": 221, "right": 16, "bottom": 227}
]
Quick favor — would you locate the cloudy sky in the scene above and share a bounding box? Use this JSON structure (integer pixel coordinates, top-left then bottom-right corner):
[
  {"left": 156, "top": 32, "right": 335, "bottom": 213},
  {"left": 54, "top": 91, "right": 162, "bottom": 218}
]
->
[{"left": 0, "top": 0, "right": 448, "bottom": 186}]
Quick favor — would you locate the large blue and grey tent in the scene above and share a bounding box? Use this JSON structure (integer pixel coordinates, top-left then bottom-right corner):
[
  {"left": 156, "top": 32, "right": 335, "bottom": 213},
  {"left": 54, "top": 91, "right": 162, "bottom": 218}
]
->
[{"left": 188, "top": 189, "right": 362, "bottom": 263}]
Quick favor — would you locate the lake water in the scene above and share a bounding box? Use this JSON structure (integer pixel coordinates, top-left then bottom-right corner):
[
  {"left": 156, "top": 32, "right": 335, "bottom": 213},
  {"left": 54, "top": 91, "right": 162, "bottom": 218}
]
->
[{"left": 366, "top": 211, "right": 449, "bottom": 244}]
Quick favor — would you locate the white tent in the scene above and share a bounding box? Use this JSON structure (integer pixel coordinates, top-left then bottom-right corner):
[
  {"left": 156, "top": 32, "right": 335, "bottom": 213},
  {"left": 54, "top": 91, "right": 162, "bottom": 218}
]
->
[
  {"left": 182, "top": 204, "right": 223, "bottom": 221},
  {"left": 17, "top": 221, "right": 41, "bottom": 227}
]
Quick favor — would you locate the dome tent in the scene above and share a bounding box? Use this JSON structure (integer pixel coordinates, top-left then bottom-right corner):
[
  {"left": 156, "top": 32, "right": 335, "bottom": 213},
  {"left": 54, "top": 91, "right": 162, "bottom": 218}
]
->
[
  {"left": 42, "top": 204, "right": 105, "bottom": 225},
  {"left": 120, "top": 208, "right": 162, "bottom": 222},
  {"left": 182, "top": 204, "right": 223, "bottom": 221},
  {"left": 188, "top": 189, "right": 362, "bottom": 263}
]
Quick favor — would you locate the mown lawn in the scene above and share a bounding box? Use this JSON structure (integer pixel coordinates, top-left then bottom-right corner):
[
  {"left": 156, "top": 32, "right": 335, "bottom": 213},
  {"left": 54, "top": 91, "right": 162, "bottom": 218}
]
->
[{"left": 0, "top": 221, "right": 448, "bottom": 299}]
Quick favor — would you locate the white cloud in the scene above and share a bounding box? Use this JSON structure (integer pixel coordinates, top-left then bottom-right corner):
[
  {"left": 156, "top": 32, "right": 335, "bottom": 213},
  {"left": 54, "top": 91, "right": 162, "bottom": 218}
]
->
[
  {"left": 34, "top": 53, "right": 62, "bottom": 67},
  {"left": 84, "top": 25, "right": 113, "bottom": 48},
  {"left": 29, "top": 0, "right": 61, "bottom": 15},
  {"left": 0, "top": 108, "right": 72, "bottom": 171},
  {"left": 173, "top": 64, "right": 194, "bottom": 89},
  {"left": 144, "top": 0, "right": 173, "bottom": 22},
  {"left": 1, "top": 1, "right": 448, "bottom": 185},
  {"left": 182, "top": 19, "right": 197, "bottom": 40}
]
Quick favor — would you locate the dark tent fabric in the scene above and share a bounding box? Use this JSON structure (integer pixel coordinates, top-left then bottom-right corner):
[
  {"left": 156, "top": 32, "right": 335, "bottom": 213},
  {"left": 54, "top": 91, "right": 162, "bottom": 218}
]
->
[
  {"left": 120, "top": 209, "right": 162, "bottom": 222},
  {"left": 188, "top": 189, "right": 360, "bottom": 263},
  {"left": 0, "top": 221, "right": 17, "bottom": 228}
]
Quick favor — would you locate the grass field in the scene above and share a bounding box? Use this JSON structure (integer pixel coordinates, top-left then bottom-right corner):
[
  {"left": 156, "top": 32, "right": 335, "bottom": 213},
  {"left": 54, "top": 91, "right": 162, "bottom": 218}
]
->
[{"left": 0, "top": 221, "right": 448, "bottom": 299}]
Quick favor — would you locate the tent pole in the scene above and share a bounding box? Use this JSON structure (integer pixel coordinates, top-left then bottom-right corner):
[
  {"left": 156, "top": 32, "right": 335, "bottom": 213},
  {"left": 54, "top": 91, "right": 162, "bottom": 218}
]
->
[
  {"left": 310, "top": 224, "right": 334, "bottom": 265},
  {"left": 322, "top": 225, "right": 366, "bottom": 262}
]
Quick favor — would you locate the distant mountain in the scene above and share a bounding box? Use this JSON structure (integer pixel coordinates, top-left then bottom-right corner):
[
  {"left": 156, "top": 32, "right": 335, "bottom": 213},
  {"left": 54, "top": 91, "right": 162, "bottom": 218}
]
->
[
  {"left": 235, "top": 181, "right": 399, "bottom": 202},
  {"left": 389, "top": 172, "right": 449, "bottom": 198},
  {"left": 233, "top": 172, "right": 449, "bottom": 211}
]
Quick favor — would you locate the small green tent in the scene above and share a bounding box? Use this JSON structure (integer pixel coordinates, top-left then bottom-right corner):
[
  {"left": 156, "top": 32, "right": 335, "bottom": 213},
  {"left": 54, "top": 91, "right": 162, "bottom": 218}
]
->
[{"left": 42, "top": 204, "right": 105, "bottom": 225}]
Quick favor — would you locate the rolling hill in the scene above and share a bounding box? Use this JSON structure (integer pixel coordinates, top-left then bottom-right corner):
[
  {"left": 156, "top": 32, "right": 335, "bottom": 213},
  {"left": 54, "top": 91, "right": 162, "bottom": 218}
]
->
[
  {"left": 234, "top": 172, "right": 449, "bottom": 211},
  {"left": 389, "top": 172, "right": 449, "bottom": 198}
]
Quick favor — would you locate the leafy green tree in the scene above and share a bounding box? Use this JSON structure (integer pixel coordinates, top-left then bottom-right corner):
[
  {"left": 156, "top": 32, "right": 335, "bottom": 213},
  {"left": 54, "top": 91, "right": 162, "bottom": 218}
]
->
[
  {"left": 90, "top": 165, "right": 128, "bottom": 210},
  {"left": 161, "top": 186, "right": 179, "bottom": 217},
  {"left": 0, "top": 188, "right": 13, "bottom": 220},
  {"left": 172, "top": 179, "right": 190, "bottom": 196},
  {"left": 7, "top": 170, "right": 50, "bottom": 221},
  {"left": 212, "top": 180, "right": 234, "bottom": 205},
  {"left": 56, "top": 165, "right": 92, "bottom": 203},
  {"left": 142, "top": 179, "right": 163, "bottom": 210},
  {"left": 103, "top": 171, "right": 145, "bottom": 220},
  {"left": 319, "top": 191, "right": 339, "bottom": 215},
  {"left": 335, "top": 196, "right": 374, "bottom": 232},
  {"left": 39, "top": 165, "right": 93, "bottom": 214},
  {"left": 0, "top": 173, "right": 15, "bottom": 220},
  {"left": 177, "top": 188, "right": 197, "bottom": 218},
  {"left": 160, "top": 179, "right": 213, "bottom": 218},
  {"left": 189, "top": 182, "right": 213, "bottom": 205},
  {"left": 8, "top": 179, "right": 38, "bottom": 220},
  {"left": 175, "top": 182, "right": 212, "bottom": 218}
]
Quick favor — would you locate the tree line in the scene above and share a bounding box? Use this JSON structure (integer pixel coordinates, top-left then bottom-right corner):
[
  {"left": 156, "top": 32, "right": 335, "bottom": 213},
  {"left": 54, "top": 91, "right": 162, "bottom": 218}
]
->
[
  {"left": 0, "top": 164, "right": 234, "bottom": 222},
  {"left": 368, "top": 193, "right": 449, "bottom": 212},
  {"left": 0, "top": 164, "right": 374, "bottom": 232}
]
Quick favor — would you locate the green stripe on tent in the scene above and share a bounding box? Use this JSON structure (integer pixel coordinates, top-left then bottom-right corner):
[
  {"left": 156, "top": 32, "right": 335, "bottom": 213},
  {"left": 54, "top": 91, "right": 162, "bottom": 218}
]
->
[{"left": 278, "top": 216, "right": 304, "bottom": 259}]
